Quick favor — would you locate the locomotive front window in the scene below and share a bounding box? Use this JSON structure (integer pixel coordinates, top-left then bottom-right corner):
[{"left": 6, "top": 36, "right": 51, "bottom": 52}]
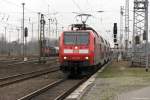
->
[
  {"left": 76, "top": 35, "right": 89, "bottom": 45},
  {"left": 64, "top": 32, "right": 89, "bottom": 45},
  {"left": 64, "top": 35, "right": 76, "bottom": 45}
]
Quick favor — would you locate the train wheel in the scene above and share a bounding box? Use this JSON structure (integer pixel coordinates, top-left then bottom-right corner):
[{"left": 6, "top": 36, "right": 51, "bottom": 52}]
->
[{"left": 69, "top": 66, "right": 82, "bottom": 78}]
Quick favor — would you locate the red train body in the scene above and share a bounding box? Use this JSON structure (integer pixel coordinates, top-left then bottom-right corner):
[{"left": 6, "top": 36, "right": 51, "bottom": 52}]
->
[{"left": 59, "top": 24, "right": 111, "bottom": 75}]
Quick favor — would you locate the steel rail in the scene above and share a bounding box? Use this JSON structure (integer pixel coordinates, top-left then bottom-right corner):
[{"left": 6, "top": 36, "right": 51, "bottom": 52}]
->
[
  {"left": 54, "top": 78, "right": 87, "bottom": 100},
  {"left": 55, "top": 60, "right": 112, "bottom": 100},
  {"left": 0, "top": 65, "right": 60, "bottom": 87},
  {"left": 17, "top": 61, "right": 111, "bottom": 100},
  {"left": 17, "top": 79, "right": 66, "bottom": 100},
  {"left": 6, "top": 57, "right": 58, "bottom": 66},
  {"left": 0, "top": 57, "right": 58, "bottom": 65}
]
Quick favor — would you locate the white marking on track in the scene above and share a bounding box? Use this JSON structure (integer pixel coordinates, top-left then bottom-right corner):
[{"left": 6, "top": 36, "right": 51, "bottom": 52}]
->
[{"left": 133, "top": 97, "right": 150, "bottom": 100}]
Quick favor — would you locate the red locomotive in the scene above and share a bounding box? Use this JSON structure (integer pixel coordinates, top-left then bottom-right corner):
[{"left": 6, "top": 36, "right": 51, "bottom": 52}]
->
[{"left": 59, "top": 24, "right": 111, "bottom": 75}]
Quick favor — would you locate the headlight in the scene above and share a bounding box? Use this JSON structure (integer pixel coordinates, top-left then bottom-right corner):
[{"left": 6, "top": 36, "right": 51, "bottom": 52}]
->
[
  {"left": 75, "top": 46, "right": 78, "bottom": 49},
  {"left": 85, "top": 57, "right": 89, "bottom": 60},
  {"left": 64, "top": 57, "right": 67, "bottom": 60}
]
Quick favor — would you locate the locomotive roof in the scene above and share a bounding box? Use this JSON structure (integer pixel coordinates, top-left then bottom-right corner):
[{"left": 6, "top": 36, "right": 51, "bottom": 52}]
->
[
  {"left": 64, "top": 30, "right": 91, "bottom": 33},
  {"left": 65, "top": 23, "right": 110, "bottom": 45},
  {"left": 69, "top": 24, "right": 101, "bottom": 38}
]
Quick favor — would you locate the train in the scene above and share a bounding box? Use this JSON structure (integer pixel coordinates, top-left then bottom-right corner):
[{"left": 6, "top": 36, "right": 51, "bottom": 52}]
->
[
  {"left": 42, "top": 46, "right": 59, "bottom": 57},
  {"left": 59, "top": 24, "right": 111, "bottom": 75}
]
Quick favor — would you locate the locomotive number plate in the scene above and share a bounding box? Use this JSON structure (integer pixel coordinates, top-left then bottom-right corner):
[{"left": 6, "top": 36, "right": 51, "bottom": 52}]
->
[
  {"left": 73, "top": 50, "right": 79, "bottom": 53},
  {"left": 72, "top": 57, "right": 80, "bottom": 60}
]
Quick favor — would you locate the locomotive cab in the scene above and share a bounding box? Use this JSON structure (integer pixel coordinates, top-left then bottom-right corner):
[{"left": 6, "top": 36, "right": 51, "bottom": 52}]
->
[
  {"left": 59, "top": 23, "right": 110, "bottom": 75},
  {"left": 59, "top": 31, "right": 95, "bottom": 73}
]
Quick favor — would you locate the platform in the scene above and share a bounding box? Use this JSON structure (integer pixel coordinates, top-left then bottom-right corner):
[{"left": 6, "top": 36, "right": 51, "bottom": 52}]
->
[
  {"left": 117, "top": 86, "right": 150, "bottom": 100},
  {"left": 69, "top": 61, "right": 150, "bottom": 100}
]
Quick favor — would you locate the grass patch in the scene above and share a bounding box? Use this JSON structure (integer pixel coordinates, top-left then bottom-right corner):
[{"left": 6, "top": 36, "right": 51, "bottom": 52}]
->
[
  {"left": 82, "top": 61, "right": 150, "bottom": 100},
  {"left": 96, "top": 61, "right": 150, "bottom": 100},
  {"left": 97, "top": 61, "right": 150, "bottom": 78}
]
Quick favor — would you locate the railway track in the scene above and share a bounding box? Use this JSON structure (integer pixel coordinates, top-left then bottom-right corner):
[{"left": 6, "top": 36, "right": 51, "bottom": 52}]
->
[
  {"left": 17, "top": 79, "right": 66, "bottom": 100},
  {"left": 0, "top": 57, "right": 35, "bottom": 63},
  {"left": 17, "top": 73, "right": 94, "bottom": 100},
  {"left": 0, "top": 58, "right": 59, "bottom": 78},
  {"left": 17, "top": 61, "right": 110, "bottom": 100},
  {"left": 0, "top": 57, "right": 58, "bottom": 66},
  {"left": 0, "top": 65, "right": 60, "bottom": 87}
]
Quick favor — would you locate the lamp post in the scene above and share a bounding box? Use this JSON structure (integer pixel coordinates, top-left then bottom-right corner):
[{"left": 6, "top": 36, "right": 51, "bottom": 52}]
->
[
  {"left": 22, "top": 3, "right": 25, "bottom": 60},
  {"left": 54, "top": 18, "right": 58, "bottom": 39},
  {"left": 4, "top": 27, "right": 7, "bottom": 54}
]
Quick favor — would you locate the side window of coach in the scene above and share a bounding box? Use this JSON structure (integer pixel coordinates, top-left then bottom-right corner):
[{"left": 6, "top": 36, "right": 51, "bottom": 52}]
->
[{"left": 94, "top": 37, "right": 96, "bottom": 45}]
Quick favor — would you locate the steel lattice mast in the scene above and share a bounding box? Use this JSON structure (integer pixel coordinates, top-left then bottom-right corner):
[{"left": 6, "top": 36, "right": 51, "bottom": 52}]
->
[
  {"left": 39, "top": 14, "right": 46, "bottom": 63},
  {"left": 120, "top": 6, "right": 124, "bottom": 59},
  {"left": 132, "top": 0, "right": 149, "bottom": 71},
  {"left": 125, "top": 0, "right": 130, "bottom": 52}
]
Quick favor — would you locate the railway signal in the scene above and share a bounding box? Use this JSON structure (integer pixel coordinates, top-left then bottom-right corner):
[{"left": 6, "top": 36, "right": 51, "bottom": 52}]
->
[
  {"left": 135, "top": 35, "right": 140, "bottom": 45},
  {"left": 24, "top": 27, "right": 28, "bottom": 61},
  {"left": 113, "top": 23, "right": 118, "bottom": 45},
  {"left": 143, "top": 30, "right": 146, "bottom": 40},
  {"left": 24, "top": 27, "right": 28, "bottom": 37},
  {"left": 113, "top": 23, "right": 119, "bottom": 61}
]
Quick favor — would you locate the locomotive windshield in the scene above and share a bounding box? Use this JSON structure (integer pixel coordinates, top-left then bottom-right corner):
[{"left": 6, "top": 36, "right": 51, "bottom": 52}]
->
[{"left": 64, "top": 32, "right": 89, "bottom": 45}]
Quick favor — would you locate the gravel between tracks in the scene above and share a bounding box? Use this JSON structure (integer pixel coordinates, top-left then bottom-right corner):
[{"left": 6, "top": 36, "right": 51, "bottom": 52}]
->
[
  {"left": 31, "top": 79, "right": 81, "bottom": 100},
  {"left": 0, "top": 71, "right": 65, "bottom": 100},
  {"left": 0, "top": 60, "right": 58, "bottom": 78}
]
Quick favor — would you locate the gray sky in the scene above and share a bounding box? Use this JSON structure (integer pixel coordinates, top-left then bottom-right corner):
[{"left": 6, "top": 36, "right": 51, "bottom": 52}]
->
[{"left": 0, "top": 0, "right": 147, "bottom": 46}]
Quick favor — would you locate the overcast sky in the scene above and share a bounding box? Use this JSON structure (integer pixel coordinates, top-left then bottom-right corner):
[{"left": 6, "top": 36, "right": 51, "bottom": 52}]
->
[{"left": 1, "top": 0, "right": 149, "bottom": 46}]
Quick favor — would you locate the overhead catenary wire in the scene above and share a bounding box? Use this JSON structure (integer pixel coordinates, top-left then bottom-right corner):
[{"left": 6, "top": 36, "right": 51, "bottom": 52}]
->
[
  {"left": 1, "top": 0, "right": 41, "bottom": 14},
  {"left": 71, "top": 0, "right": 83, "bottom": 12},
  {"left": 85, "top": 0, "right": 93, "bottom": 12}
]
